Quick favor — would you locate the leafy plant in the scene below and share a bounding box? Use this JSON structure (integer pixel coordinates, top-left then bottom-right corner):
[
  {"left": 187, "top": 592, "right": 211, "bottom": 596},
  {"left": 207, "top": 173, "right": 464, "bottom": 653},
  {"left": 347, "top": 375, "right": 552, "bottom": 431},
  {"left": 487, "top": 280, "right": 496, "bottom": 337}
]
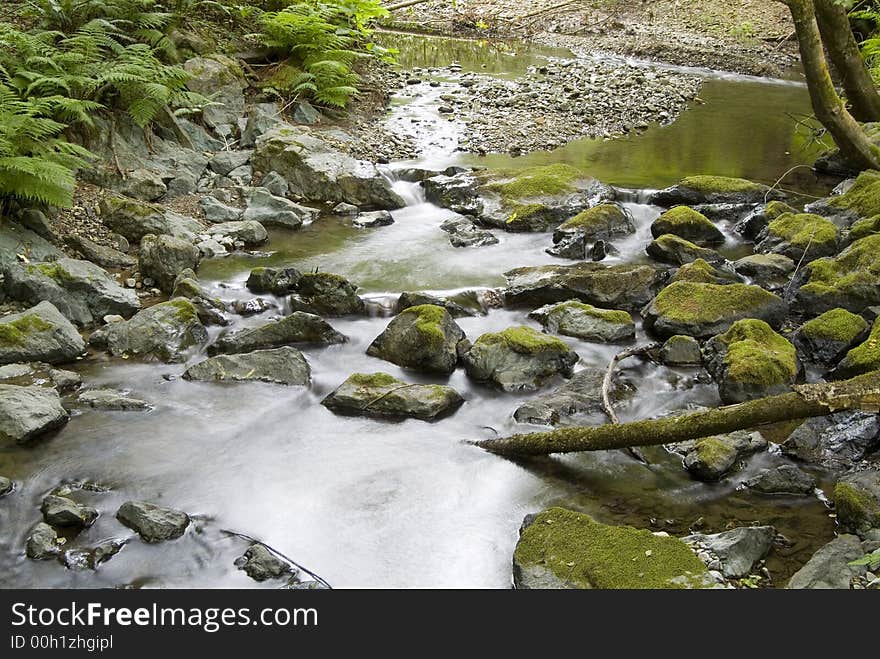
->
[{"left": 848, "top": 548, "right": 880, "bottom": 571}]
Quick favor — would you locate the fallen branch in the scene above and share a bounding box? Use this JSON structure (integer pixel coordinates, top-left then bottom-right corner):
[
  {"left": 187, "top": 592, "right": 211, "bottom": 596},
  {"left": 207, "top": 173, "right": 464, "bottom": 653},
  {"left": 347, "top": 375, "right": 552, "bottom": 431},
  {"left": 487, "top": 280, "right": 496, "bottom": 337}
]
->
[
  {"left": 385, "top": 0, "right": 435, "bottom": 11},
  {"left": 601, "top": 343, "right": 659, "bottom": 424},
  {"left": 220, "top": 529, "right": 333, "bottom": 589},
  {"left": 477, "top": 371, "right": 880, "bottom": 457}
]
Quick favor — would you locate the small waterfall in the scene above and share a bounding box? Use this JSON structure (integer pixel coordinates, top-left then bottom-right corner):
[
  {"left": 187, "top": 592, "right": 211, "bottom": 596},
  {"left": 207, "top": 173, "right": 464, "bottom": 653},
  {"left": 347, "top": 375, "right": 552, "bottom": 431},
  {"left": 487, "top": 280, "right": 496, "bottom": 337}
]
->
[
  {"left": 380, "top": 166, "right": 426, "bottom": 206},
  {"left": 615, "top": 187, "right": 657, "bottom": 205}
]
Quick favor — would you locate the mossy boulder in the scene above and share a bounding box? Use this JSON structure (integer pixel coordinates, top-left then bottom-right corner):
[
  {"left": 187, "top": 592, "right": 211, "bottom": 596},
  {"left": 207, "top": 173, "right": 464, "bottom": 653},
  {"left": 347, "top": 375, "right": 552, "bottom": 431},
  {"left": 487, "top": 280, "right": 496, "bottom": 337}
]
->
[
  {"left": 512, "top": 507, "right": 715, "bottom": 589},
  {"left": 183, "top": 347, "right": 311, "bottom": 385},
  {"left": 677, "top": 430, "right": 768, "bottom": 481},
  {"left": 288, "top": 272, "right": 365, "bottom": 316},
  {"left": 0, "top": 301, "right": 85, "bottom": 365},
  {"left": 794, "top": 234, "right": 880, "bottom": 314},
  {"left": 89, "top": 299, "right": 208, "bottom": 362},
  {"left": 848, "top": 214, "right": 880, "bottom": 241},
  {"left": 504, "top": 262, "right": 667, "bottom": 311},
  {"left": 553, "top": 203, "right": 636, "bottom": 242},
  {"left": 703, "top": 319, "right": 798, "bottom": 403},
  {"left": 99, "top": 194, "right": 203, "bottom": 243},
  {"left": 642, "top": 281, "right": 787, "bottom": 339},
  {"left": 734, "top": 200, "right": 797, "bottom": 239},
  {"left": 367, "top": 305, "right": 466, "bottom": 374},
  {"left": 462, "top": 327, "right": 578, "bottom": 392},
  {"left": 3, "top": 258, "right": 140, "bottom": 327},
  {"left": 833, "top": 320, "right": 880, "bottom": 379},
  {"left": 321, "top": 372, "right": 464, "bottom": 421},
  {"left": 646, "top": 234, "right": 725, "bottom": 267},
  {"left": 209, "top": 311, "right": 346, "bottom": 355},
  {"left": 246, "top": 266, "right": 303, "bottom": 295},
  {"left": 793, "top": 308, "right": 869, "bottom": 365},
  {"left": 394, "top": 291, "right": 474, "bottom": 318},
  {"left": 811, "top": 169, "right": 880, "bottom": 225},
  {"left": 670, "top": 258, "right": 736, "bottom": 285},
  {"left": 170, "top": 276, "right": 228, "bottom": 326},
  {"left": 529, "top": 300, "right": 634, "bottom": 343},
  {"left": 756, "top": 212, "right": 839, "bottom": 262},
  {"left": 650, "top": 175, "right": 781, "bottom": 207},
  {"left": 651, "top": 206, "right": 724, "bottom": 246},
  {"left": 659, "top": 335, "right": 702, "bottom": 366},
  {"left": 834, "top": 469, "right": 880, "bottom": 536},
  {"left": 139, "top": 234, "right": 201, "bottom": 293},
  {"left": 0, "top": 384, "right": 69, "bottom": 443}
]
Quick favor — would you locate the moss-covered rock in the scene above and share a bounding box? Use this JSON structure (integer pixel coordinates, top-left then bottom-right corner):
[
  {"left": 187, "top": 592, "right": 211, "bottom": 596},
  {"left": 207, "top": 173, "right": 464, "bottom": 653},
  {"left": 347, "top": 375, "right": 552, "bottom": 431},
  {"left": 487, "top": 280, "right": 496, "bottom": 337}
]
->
[
  {"left": 171, "top": 276, "right": 228, "bottom": 326},
  {"left": 677, "top": 430, "right": 768, "bottom": 481},
  {"left": 463, "top": 327, "right": 578, "bottom": 391},
  {"left": 795, "top": 234, "right": 880, "bottom": 314},
  {"left": 138, "top": 234, "right": 201, "bottom": 294},
  {"left": 99, "top": 194, "right": 203, "bottom": 243},
  {"left": 512, "top": 507, "right": 715, "bottom": 589},
  {"left": 793, "top": 308, "right": 869, "bottom": 365},
  {"left": 651, "top": 206, "right": 725, "bottom": 246},
  {"left": 646, "top": 233, "right": 725, "bottom": 266},
  {"left": 834, "top": 469, "right": 880, "bottom": 536},
  {"left": 734, "top": 200, "right": 798, "bottom": 239},
  {"left": 650, "top": 175, "right": 781, "bottom": 207},
  {"left": 0, "top": 302, "right": 85, "bottom": 365},
  {"left": 756, "top": 212, "right": 839, "bottom": 262},
  {"left": 823, "top": 169, "right": 880, "bottom": 222},
  {"left": 703, "top": 319, "right": 798, "bottom": 403},
  {"left": 659, "top": 335, "right": 702, "bottom": 366},
  {"left": 529, "top": 300, "right": 635, "bottom": 343},
  {"left": 670, "top": 258, "right": 734, "bottom": 284},
  {"left": 552, "top": 203, "right": 636, "bottom": 242},
  {"left": 246, "top": 266, "right": 303, "bottom": 295},
  {"left": 848, "top": 214, "right": 880, "bottom": 241},
  {"left": 732, "top": 253, "right": 795, "bottom": 286},
  {"left": 321, "top": 372, "right": 464, "bottom": 421},
  {"left": 367, "top": 304, "right": 466, "bottom": 374},
  {"left": 834, "top": 320, "right": 880, "bottom": 378},
  {"left": 642, "top": 281, "right": 787, "bottom": 339}
]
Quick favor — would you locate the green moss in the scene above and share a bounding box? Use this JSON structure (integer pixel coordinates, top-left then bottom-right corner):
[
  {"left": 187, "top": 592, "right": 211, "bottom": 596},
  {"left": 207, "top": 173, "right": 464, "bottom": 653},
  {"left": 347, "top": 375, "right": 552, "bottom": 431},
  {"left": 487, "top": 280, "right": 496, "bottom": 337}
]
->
[
  {"left": 475, "top": 326, "right": 569, "bottom": 354},
  {"left": 655, "top": 233, "right": 701, "bottom": 250},
  {"left": 691, "top": 436, "right": 737, "bottom": 470},
  {"left": 552, "top": 301, "right": 632, "bottom": 324},
  {"left": 765, "top": 200, "right": 797, "bottom": 220},
  {"left": 31, "top": 262, "right": 74, "bottom": 284},
  {"left": 801, "top": 234, "right": 880, "bottom": 299},
  {"left": 680, "top": 175, "right": 765, "bottom": 194},
  {"left": 400, "top": 304, "right": 448, "bottom": 349},
  {"left": 653, "top": 282, "right": 779, "bottom": 324},
  {"left": 484, "top": 164, "right": 583, "bottom": 201},
  {"left": 671, "top": 259, "right": 721, "bottom": 284},
  {"left": 717, "top": 319, "right": 797, "bottom": 388},
  {"left": 347, "top": 372, "right": 400, "bottom": 388},
  {"left": 652, "top": 206, "right": 722, "bottom": 244},
  {"left": 514, "top": 507, "right": 711, "bottom": 589},
  {"left": 767, "top": 212, "right": 838, "bottom": 248},
  {"left": 505, "top": 203, "right": 549, "bottom": 226},
  {"left": 828, "top": 169, "right": 880, "bottom": 217},
  {"left": 0, "top": 315, "right": 54, "bottom": 346},
  {"left": 849, "top": 214, "right": 880, "bottom": 240},
  {"left": 834, "top": 482, "right": 880, "bottom": 530},
  {"left": 558, "top": 204, "right": 626, "bottom": 231},
  {"left": 800, "top": 308, "right": 868, "bottom": 342},
  {"left": 841, "top": 321, "right": 880, "bottom": 374},
  {"left": 167, "top": 299, "right": 200, "bottom": 325}
]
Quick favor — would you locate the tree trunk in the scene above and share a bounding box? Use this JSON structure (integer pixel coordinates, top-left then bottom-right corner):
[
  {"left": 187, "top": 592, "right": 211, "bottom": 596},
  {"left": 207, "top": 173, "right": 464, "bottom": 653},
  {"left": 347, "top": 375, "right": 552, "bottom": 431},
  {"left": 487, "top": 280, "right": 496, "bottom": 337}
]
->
[
  {"left": 477, "top": 371, "right": 880, "bottom": 457},
  {"left": 814, "top": 0, "right": 880, "bottom": 122},
  {"left": 777, "top": 0, "right": 880, "bottom": 170}
]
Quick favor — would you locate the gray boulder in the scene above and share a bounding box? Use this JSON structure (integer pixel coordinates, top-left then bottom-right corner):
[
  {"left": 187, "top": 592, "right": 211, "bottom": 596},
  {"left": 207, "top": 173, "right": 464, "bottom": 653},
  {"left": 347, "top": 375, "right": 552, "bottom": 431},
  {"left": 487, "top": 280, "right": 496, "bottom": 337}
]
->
[
  {"left": 676, "top": 430, "right": 768, "bottom": 481},
  {"left": 246, "top": 266, "right": 302, "bottom": 295},
  {"left": 646, "top": 234, "right": 725, "bottom": 267},
  {"left": 240, "top": 102, "right": 285, "bottom": 149},
  {"left": 513, "top": 367, "right": 627, "bottom": 425},
  {"left": 0, "top": 223, "right": 64, "bottom": 271},
  {"left": 242, "top": 187, "right": 317, "bottom": 230},
  {"left": 682, "top": 526, "right": 775, "bottom": 578},
  {"left": 66, "top": 234, "right": 136, "bottom": 269},
  {"left": 200, "top": 195, "right": 242, "bottom": 223},
  {"left": 209, "top": 150, "right": 252, "bottom": 176},
  {"left": 0, "top": 302, "right": 85, "bottom": 365},
  {"left": 207, "top": 220, "right": 268, "bottom": 246},
  {"left": 99, "top": 195, "right": 203, "bottom": 243},
  {"left": 781, "top": 411, "right": 880, "bottom": 471},
  {"left": 650, "top": 176, "right": 782, "bottom": 206},
  {"left": 439, "top": 215, "right": 499, "bottom": 248},
  {"left": 184, "top": 347, "right": 311, "bottom": 385},
  {"left": 26, "top": 522, "right": 62, "bottom": 560},
  {"left": 41, "top": 494, "right": 98, "bottom": 528},
  {"left": 288, "top": 272, "right": 364, "bottom": 316},
  {"left": 0, "top": 384, "right": 69, "bottom": 443},
  {"left": 422, "top": 173, "right": 483, "bottom": 216},
  {"left": 236, "top": 544, "right": 294, "bottom": 582},
  {"left": 733, "top": 253, "right": 795, "bottom": 285},
  {"left": 117, "top": 500, "right": 190, "bottom": 543},
  {"left": 183, "top": 55, "right": 245, "bottom": 137},
  {"left": 261, "top": 171, "right": 289, "bottom": 197},
  {"left": 77, "top": 389, "right": 151, "bottom": 411},
  {"left": 787, "top": 535, "right": 865, "bottom": 589},
  {"left": 138, "top": 234, "right": 200, "bottom": 293},
  {"left": 745, "top": 464, "right": 817, "bottom": 495},
  {"left": 209, "top": 312, "right": 345, "bottom": 355},
  {"left": 529, "top": 300, "right": 635, "bottom": 343},
  {"left": 354, "top": 210, "right": 394, "bottom": 228},
  {"left": 3, "top": 258, "right": 140, "bottom": 327},
  {"left": 659, "top": 335, "right": 702, "bottom": 366},
  {"left": 366, "top": 305, "right": 466, "bottom": 374},
  {"left": 321, "top": 372, "right": 464, "bottom": 421},
  {"left": 170, "top": 276, "right": 228, "bottom": 326}
]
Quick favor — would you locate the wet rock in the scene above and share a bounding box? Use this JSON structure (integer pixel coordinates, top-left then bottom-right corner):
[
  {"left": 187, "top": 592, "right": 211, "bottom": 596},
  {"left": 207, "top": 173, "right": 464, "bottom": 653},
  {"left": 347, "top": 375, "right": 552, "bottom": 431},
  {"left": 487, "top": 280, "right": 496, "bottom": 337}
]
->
[
  {"left": 0, "top": 476, "right": 13, "bottom": 496},
  {"left": 367, "top": 305, "right": 466, "bottom": 374},
  {"left": 232, "top": 298, "right": 276, "bottom": 316},
  {"left": 0, "top": 362, "right": 81, "bottom": 391},
  {"left": 184, "top": 347, "right": 311, "bottom": 385},
  {"left": 439, "top": 215, "right": 499, "bottom": 248},
  {"left": 787, "top": 535, "right": 866, "bottom": 589},
  {"left": 745, "top": 464, "right": 817, "bottom": 495},
  {"left": 171, "top": 276, "right": 228, "bottom": 326},
  {"left": 678, "top": 431, "right": 768, "bottom": 481},
  {"left": 650, "top": 176, "right": 782, "bottom": 207},
  {"left": 243, "top": 188, "right": 317, "bottom": 230},
  {"left": 183, "top": 55, "right": 245, "bottom": 137},
  {"left": 288, "top": 272, "right": 365, "bottom": 316},
  {"left": 682, "top": 526, "right": 775, "bottom": 578},
  {"left": 833, "top": 320, "right": 880, "bottom": 379},
  {"left": 26, "top": 522, "right": 62, "bottom": 560},
  {"left": 703, "top": 319, "right": 798, "bottom": 404},
  {"left": 394, "top": 292, "right": 473, "bottom": 318},
  {"left": 504, "top": 262, "right": 667, "bottom": 312},
  {"left": 41, "top": 494, "right": 98, "bottom": 528},
  {"left": 529, "top": 300, "right": 634, "bottom": 343},
  {"left": 651, "top": 206, "right": 724, "bottom": 246},
  {"left": 734, "top": 200, "right": 796, "bottom": 240},
  {"left": 196, "top": 238, "right": 226, "bottom": 258},
  {"left": 66, "top": 234, "right": 136, "bottom": 269},
  {"left": 3, "top": 259, "right": 141, "bottom": 327},
  {"left": 659, "top": 335, "right": 702, "bottom": 366},
  {"left": 77, "top": 389, "right": 151, "bottom": 411},
  {"left": 781, "top": 411, "right": 880, "bottom": 471},
  {"left": 756, "top": 212, "right": 839, "bottom": 263},
  {"left": 246, "top": 266, "right": 302, "bottom": 295},
  {"left": 235, "top": 544, "right": 294, "bottom": 582},
  {"left": 333, "top": 202, "right": 359, "bottom": 215},
  {"left": 513, "top": 367, "right": 625, "bottom": 425},
  {"left": 792, "top": 308, "right": 868, "bottom": 365},
  {"left": 116, "top": 500, "right": 190, "bottom": 543},
  {"left": 0, "top": 385, "right": 69, "bottom": 443},
  {"left": 89, "top": 299, "right": 208, "bottom": 362},
  {"left": 138, "top": 234, "right": 200, "bottom": 293},
  {"left": 0, "top": 301, "right": 85, "bottom": 365},
  {"left": 200, "top": 196, "right": 242, "bottom": 223},
  {"left": 513, "top": 507, "right": 715, "bottom": 589},
  {"left": 732, "top": 253, "right": 795, "bottom": 285},
  {"left": 463, "top": 327, "right": 578, "bottom": 392},
  {"left": 804, "top": 169, "right": 880, "bottom": 226},
  {"left": 61, "top": 540, "right": 126, "bottom": 570},
  {"left": 422, "top": 173, "right": 483, "bottom": 216},
  {"left": 209, "top": 150, "right": 252, "bottom": 176},
  {"left": 793, "top": 234, "right": 880, "bottom": 314},
  {"left": 354, "top": 210, "right": 394, "bottom": 228},
  {"left": 252, "top": 127, "right": 405, "bottom": 210},
  {"left": 99, "top": 194, "right": 203, "bottom": 243},
  {"left": 835, "top": 469, "right": 880, "bottom": 536},
  {"left": 646, "top": 234, "right": 725, "bottom": 267},
  {"left": 670, "top": 258, "right": 738, "bottom": 285},
  {"left": 209, "top": 312, "right": 345, "bottom": 354},
  {"left": 642, "top": 282, "right": 787, "bottom": 339},
  {"left": 321, "top": 372, "right": 463, "bottom": 421}
]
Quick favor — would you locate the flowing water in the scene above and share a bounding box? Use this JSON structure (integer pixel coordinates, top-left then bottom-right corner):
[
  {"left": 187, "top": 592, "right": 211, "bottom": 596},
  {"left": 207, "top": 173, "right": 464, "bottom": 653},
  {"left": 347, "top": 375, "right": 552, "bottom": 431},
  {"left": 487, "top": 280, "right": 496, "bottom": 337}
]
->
[{"left": 0, "top": 35, "right": 840, "bottom": 588}]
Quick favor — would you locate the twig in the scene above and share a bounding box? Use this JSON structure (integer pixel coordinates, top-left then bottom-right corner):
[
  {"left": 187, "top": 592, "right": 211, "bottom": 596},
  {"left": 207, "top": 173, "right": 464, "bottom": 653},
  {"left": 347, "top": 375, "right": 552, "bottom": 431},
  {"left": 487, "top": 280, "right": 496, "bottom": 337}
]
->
[
  {"left": 764, "top": 164, "right": 814, "bottom": 203},
  {"left": 220, "top": 529, "right": 333, "bottom": 589},
  {"left": 601, "top": 343, "right": 660, "bottom": 463},
  {"left": 385, "top": 0, "right": 434, "bottom": 11},
  {"left": 784, "top": 229, "right": 817, "bottom": 302}
]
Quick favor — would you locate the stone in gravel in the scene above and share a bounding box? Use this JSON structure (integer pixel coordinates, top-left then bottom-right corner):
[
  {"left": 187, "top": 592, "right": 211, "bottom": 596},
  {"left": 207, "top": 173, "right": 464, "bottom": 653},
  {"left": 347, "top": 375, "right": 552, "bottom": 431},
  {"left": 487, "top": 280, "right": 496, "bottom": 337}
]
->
[
  {"left": 650, "top": 176, "right": 782, "bottom": 207},
  {"left": 41, "top": 494, "right": 98, "bottom": 528},
  {"left": 0, "top": 384, "right": 69, "bottom": 443},
  {"left": 209, "top": 312, "right": 345, "bottom": 355},
  {"left": 3, "top": 258, "right": 141, "bottom": 327},
  {"left": 209, "top": 150, "right": 252, "bottom": 176},
  {"left": 243, "top": 188, "right": 316, "bottom": 229},
  {"left": 682, "top": 526, "right": 775, "bottom": 578},
  {"left": 321, "top": 372, "right": 463, "bottom": 421},
  {"left": 66, "top": 234, "right": 136, "bottom": 269},
  {"left": 787, "top": 535, "right": 866, "bottom": 589},
  {"left": 200, "top": 196, "right": 242, "bottom": 223},
  {"left": 439, "top": 215, "right": 498, "bottom": 248},
  {"left": 354, "top": 210, "right": 394, "bottom": 228},
  {"left": 77, "top": 389, "right": 151, "bottom": 411},
  {"left": 659, "top": 335, "right": 702, "bottom": 366},
  {"left": 0, "top": 477, "right": 13, "bottom": 496},
  {"left": 0, "top": 302, "right": 86, "bottom": 365},
  {"left": 26, "top": 522, "right": 62, "bottom": 560},
  {"left": 288, "top": 272, "right": 365, "bottom": 316},
  {"left": 744, "top": 464, "right": 817, "bottom": 495},
  {"left": 513, "top": 367, "right": 627, "bottom": 425},
  {"left": 366, "top": 304, "right": 467, "bottom": 374},
  {"left": 529, "top": 300, "right": 635, "bottom": 343},
  {"left": 781, "top": 411, "right": 880, "bottom": 471},
  {"left": 116, "top": 500, "right": 190, "bottom": 543},
  {"left": 235, "top": 544, "right": 295, "bottom": 582},
  {"left": 184, "top": 347, "right": 311, "bottom": 385},
  {"left": 678, "top": 430, "right": 768, "bottom": 481},
  {"left": 138, "top": 234, "right": 200, "bottom": 293}
]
